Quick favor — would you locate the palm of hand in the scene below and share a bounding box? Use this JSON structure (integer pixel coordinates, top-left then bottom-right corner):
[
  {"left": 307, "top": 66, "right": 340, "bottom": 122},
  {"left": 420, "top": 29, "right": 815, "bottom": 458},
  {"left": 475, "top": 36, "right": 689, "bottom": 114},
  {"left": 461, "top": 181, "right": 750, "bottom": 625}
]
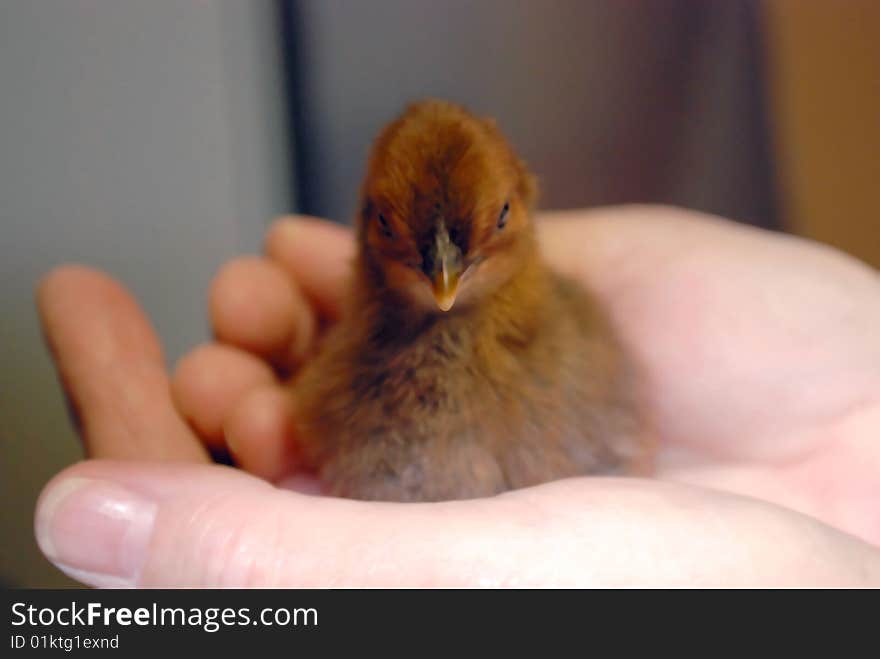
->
[
  {"left": 559, "top": 209, "right": 880, "bottom": 544},
  {"left": 36, "top": 206, "right": 880, "bottom": 586}
]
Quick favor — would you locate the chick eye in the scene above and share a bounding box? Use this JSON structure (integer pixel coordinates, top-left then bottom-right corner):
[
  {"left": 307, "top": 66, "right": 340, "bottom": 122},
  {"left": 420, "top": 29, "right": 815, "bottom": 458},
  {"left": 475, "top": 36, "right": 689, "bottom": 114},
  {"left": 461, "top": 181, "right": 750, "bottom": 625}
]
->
[
  {"left": 497, "top": 202, "right": 510, "bottom": 229},
  {"left": 377, "top": 213, "right": 394, "bottom": 238}
]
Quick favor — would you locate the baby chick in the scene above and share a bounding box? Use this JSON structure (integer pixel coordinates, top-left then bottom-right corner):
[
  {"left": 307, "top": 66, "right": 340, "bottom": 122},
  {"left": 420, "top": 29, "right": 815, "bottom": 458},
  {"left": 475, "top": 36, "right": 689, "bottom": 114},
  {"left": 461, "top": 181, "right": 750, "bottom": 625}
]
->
[{"left": 292, "top": 100, "right": 648, "bottom": 501}]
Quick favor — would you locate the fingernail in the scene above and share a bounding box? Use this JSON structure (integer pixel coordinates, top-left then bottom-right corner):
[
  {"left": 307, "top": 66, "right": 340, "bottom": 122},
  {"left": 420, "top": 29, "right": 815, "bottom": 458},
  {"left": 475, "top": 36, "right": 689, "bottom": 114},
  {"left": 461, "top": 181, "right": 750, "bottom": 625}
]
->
[{"left": 35, "top": 477, "right": 157, "bottom": 587}]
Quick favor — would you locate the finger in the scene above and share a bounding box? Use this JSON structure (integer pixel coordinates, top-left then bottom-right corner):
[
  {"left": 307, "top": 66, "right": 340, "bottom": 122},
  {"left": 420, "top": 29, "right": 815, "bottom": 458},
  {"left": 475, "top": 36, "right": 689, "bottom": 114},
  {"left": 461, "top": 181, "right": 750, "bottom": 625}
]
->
[
  {"left": 209, "top": 256, "right": 316, "bottom": 367},
  {"left": 223, "top": 384, "right": 303, "bottom": 482},
  {"left": 265, "top": 216, "right": 355, "bottom": 322},
  {"left": 35, "top": 460, "right": 880, "bottom": 587},
  {"left": 171, "top": 343, "right": 278, "bottom": 449},
  {"left": 36, "top": 266, "right": 208, "bottom": 463}
]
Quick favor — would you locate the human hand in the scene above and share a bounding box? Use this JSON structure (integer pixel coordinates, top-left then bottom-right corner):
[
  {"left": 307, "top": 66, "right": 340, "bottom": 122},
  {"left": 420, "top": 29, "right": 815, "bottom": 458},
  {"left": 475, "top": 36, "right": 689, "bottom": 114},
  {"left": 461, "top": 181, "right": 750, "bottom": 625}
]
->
[{"left": 34, "top": 206, "right": 880, "bottom": 586}]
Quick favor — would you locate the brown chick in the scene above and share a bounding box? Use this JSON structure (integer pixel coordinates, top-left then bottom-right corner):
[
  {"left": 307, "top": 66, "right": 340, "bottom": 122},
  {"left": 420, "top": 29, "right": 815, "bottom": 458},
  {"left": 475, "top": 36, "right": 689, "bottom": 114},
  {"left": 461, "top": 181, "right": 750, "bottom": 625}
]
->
[{"left": 291, "top": 100, "right": 648, "bottom": 501}]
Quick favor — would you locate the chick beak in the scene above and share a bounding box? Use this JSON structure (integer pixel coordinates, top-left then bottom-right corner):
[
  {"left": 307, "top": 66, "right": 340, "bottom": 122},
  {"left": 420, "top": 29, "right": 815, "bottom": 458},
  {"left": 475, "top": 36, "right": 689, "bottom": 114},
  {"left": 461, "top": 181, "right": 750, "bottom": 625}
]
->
[
  {"left": 432, "top": 257, "right": 462, "bottom": 312},
  {"left": 429, "top": 223, "right": 463, "bottom": 312}
]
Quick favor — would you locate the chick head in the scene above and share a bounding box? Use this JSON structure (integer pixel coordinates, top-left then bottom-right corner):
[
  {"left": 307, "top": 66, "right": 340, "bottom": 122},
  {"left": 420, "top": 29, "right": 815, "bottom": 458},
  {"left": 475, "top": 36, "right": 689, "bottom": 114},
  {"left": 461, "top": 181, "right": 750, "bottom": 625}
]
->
[{"left": 358, "top": 100, "right": 537, "bottom": 313}]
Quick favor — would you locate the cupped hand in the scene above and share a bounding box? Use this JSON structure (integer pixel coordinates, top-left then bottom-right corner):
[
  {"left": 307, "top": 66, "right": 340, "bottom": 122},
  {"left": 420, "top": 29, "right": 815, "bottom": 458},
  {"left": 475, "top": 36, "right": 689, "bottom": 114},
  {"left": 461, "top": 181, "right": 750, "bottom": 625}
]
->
[{"left": 34, "top": 206, "right": 880, "bottom": 586}]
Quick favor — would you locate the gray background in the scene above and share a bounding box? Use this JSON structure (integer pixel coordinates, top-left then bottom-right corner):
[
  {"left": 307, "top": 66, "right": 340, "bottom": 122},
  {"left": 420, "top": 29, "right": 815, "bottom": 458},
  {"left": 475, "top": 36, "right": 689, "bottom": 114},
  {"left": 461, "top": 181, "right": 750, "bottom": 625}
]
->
[{"left": 289, "top": 0, "right": 777, "bottom": 227}]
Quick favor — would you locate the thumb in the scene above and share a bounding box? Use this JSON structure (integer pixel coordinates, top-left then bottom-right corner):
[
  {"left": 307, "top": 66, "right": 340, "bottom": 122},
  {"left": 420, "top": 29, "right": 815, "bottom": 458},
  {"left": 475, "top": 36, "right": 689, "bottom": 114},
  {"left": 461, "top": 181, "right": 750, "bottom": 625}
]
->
[
  {"left": 35, "top": 460, "right": 880, "bottom": 587},
  {"left": 34, "top": 459, "right": 511, "bottom": 587}
]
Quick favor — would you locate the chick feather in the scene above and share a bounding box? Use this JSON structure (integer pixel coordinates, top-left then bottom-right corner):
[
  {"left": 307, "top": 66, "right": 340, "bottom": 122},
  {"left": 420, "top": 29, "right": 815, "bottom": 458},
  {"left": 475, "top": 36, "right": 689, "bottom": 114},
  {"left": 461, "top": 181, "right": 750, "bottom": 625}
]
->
[{"left": 291, "top": 100, "right": 649, "bottom": 501}]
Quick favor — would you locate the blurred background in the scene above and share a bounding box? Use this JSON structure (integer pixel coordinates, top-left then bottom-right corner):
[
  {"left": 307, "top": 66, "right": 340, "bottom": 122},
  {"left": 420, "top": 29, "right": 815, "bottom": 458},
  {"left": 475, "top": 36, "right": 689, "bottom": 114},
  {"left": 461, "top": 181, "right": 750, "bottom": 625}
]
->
[{"left": 0, "top": 0, "right": 877, "bottom": 586}]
